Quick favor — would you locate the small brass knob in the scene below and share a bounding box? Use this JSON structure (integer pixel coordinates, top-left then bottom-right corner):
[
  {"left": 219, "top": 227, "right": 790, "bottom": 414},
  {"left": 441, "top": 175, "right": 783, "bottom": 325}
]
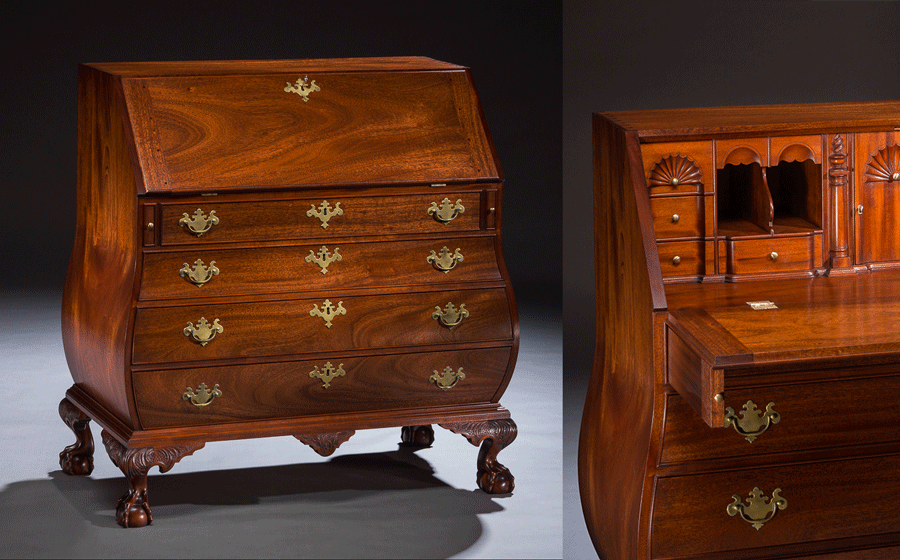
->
[
  {"left": 858, "top": 204, "right": 864, "bottom": 215},
  {"left": 671, "top": 178, "right": 679, "bottom": 186},
  {"left": 147, "top": 222, "right": 154, "bottom": 230},
  {"left": 714, "top": 393, "right": 724, "bottom": 403},
  {"left": 770, "top": 252, "right": 778, "bottom": 261},
  {"left": 672, "top": 256, "right": 681, "bottom": 265},
  {"left": 671, "top": 214, "right": 680, "bottom": 223},
  {"left": 893, "top": 171, "right": 900, "bottom": 181}
]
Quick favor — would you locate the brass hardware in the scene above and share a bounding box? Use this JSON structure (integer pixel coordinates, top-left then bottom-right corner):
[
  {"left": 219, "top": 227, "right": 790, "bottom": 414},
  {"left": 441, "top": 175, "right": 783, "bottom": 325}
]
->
[
  {"left": 179, "top": 208, "right": 219, "bottom": 237},
  {"left": 770, "top": 252, "right": 778, "bottom": 260},
  {"left": 671, "top": 177, "right": 679, "bottom": 186},
  {"left": 727, "top": 487, "right": 788, "bottom": 530},
  {"left": 432, "top": 302, "right": 469, "bottom": 329},
  {"left": 309, "top": 362, "right": 346, "bottom": 389},
  {"left": 894, "top": 172, "right": 900, "bottom": 181},
  {"left": 147, "top": 222, "right": 154, "bottom": 230},
  {"left": 671, "top": 214, "right": 680, "bottom": 223},
  {"left": 427, "top": 198, "right": 465, "bottom": 223},
  {"left": 309, "top": 299, "right": 346, "bottom": 328},
  {"left": 429, "top": 367, "right": 465, "bottom": 390},
  {"left": 182, "top": 383, "right": 222, "bottom": 408},
  {"left": 427, "top": 246, "right": 464, "bottom": 273},
  {"left": 858, "top": 204, "right": 864, "bottom": 215},
  {"left": 672, "top": 256, "right": 681, "bottom": 265},
  {"left": 714, "top": 393, "right": 724, "bottom": 403},
  {"left": 747, "top": 300, "right": 777, "bottom": 310},
  {"left": 305, "top": 246, "right": 342, "bottom": 274},
  {"left": 183, "top": 317, "right": 223, "bottom": 346},
  {"left": 724, "top": 400, "right": 781, "bottom": 442},
  {"left": 307, "top": 201, "right": 343, "bottom": 229},
  {"left": 179, "top": 259, "right": 219, "bottom": 286},
  {"left": 430, "top": 183, "right": 447, "bottom": 187},
  {"left": 489, "top": 207, "right": 496, "bottom": 213},
  {"left": 283, "top": 75, "right": 320, "bottom": 102}
]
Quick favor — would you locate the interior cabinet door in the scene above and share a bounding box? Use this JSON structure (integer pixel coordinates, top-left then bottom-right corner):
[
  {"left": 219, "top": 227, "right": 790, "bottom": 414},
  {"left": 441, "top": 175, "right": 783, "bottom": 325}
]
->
[{"left": 855, "top": 132, "right": 900, "bottom": 265}]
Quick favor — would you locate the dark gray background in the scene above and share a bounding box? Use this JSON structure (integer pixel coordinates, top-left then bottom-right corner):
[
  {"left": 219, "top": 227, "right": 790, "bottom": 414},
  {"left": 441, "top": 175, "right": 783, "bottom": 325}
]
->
[
  {"left": 563, "top": 1, "right": 900, "bottom": 558},
  {"left": 1, "top": 1, "right": 561, "bottom": 307}
]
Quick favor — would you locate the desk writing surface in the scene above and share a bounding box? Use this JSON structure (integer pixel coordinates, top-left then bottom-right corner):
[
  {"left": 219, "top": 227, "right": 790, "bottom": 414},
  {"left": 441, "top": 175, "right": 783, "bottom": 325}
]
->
[{"left": 665, "top": 271, "right": 900, "bottom": 365}]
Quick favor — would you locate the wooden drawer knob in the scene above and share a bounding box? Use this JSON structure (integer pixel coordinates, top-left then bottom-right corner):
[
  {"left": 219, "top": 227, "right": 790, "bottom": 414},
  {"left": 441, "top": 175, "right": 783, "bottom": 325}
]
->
[{"left": 727, "top": 487, "right": 788, "bottom": 530}]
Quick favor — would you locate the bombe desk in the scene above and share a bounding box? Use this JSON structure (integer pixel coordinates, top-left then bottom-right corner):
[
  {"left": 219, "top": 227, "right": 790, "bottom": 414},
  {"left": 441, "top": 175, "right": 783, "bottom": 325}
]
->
[
  {"left": 580, "top": 101, "right": 900, "bottom": 559},
  {"left": 58, "top": 58, "right": 518, "bottom": 527}
]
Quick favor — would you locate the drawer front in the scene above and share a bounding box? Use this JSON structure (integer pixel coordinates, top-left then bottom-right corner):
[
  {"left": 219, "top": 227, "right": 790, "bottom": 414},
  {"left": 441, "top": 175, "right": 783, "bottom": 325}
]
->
[
  {"left": 134, "top": 346, "right": 512, "bottom": 428},
  {"left": 132, "top": 288, "right": 513, "bottom": 364},
  {"left": 725, "top": 234, "right": 820, "bottom": 275},
  {"left": 141, "top": 236, "right": 500, "bottom": 300},
  {"left": 159, "top": 191, "right": 483, "bottom": 245},
  {"left": 650, "top": 196, "right": 705, "bottom": 239},
  {"left": 657, "top": 240, "right": 705, "bottom": 277},
  {"left": 661, "top": 374, "right": 900, "bottom": 465},
  {"left": 651, "top": 454, "right": 900, "bottom": 558}
]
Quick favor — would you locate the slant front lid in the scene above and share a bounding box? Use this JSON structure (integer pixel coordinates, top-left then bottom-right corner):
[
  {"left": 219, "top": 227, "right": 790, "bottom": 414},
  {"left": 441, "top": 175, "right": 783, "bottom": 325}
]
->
[{"left": 96, "top": 58, "right": 500, "bottom": 193}]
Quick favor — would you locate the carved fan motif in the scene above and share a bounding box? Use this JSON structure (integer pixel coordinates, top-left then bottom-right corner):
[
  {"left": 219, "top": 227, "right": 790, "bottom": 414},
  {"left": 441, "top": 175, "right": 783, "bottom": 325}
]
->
[
  {"left": 648, "top": 154, "right": 703, "bottom": 188},
  {"left": 865, "top": 145, "right": 900, "bottom": 183}
]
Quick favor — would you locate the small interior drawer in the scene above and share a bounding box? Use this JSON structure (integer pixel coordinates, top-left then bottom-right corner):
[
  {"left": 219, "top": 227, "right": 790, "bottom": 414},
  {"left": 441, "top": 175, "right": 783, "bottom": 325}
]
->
[
  {"left": 657, "top": 240, "right": 707, "bottom": 277},
  {"left": 723, "top": 233, "right": 821, "bottom": 276},
  {"left": 649, "top": 195, "right": 710, "bottom": 239}
]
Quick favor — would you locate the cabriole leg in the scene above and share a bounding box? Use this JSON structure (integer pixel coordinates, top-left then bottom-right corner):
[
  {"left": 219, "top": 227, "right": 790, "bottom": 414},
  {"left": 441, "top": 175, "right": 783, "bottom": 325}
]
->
[
  {"left": 400, "top": 425, "right": 435, "bottom": 447},
  {"left": 101, "top": 430, "right": 204, "bottom": 528},
  {"left": 59, "top": 398, "right": 94, "bottom": 475},
  {"left": 440, "top": 418, "right": 517, "bottom": 494}
]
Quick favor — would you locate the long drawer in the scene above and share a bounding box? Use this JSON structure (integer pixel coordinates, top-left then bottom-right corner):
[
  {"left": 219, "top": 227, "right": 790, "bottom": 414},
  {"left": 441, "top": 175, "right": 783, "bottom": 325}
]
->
[
  {"left": 159, "top": 191, "right": 483, "bottom": 245},
  {"left": 722, "top": 232, "right": 822, "bottom": 275},
  {"left": 132, "top": 288, "right": 513, "bottom": 364},
  {"left": 140, "top": 236, "right": 500, "bottom": 300},
  {"left": 133, "top": 346, "right": 512, "bottom": 428},
  {"left": 661, "top": 373, "right": 900, "bottom": 465},
  {"left": 651, "top": 454, "right": 900, "bottom": 559}
]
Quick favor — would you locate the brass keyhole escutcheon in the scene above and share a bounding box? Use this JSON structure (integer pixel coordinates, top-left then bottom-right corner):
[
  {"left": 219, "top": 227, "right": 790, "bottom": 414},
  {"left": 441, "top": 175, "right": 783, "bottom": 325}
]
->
[
  {"left": 770, "top": 252, "right": 778, "bottom": 261},
  {"left": 428, "top": 198, "right": 465, "bottom": 223},
  {"left": 182, "top": 383, "right": 222, "bottom": 408},
  {"left": 183, "top": 317, "right": 223, "bottom": 346},
  {"left": 672, "top": 256, "right": 681, "bottom": 265},
  {"left": 307, "top": 201, "right": 343, "bottom": 229},
  {"left": 179, "top": 208, "right": 219, "bottom": 237},
  {"left": 309, "top": 299, "right": 346, "bottom": 328},
  {"left": 284, "top": 75, "right": 320, "bottom": 102},
  {"left": 857, "top": 204, "right": 864, "bottom": 215},
  {"left": 309, "top": 362, "right": 346, "bottom": 389},
  {"left": 727, "top": 487, "right": 787, "bottom": 530},
  {"left": 671, "top": 214, "right": 680, "bottom": 223},
  {"left": 305, "top": 246, "right": 342, "bottom": 274}
]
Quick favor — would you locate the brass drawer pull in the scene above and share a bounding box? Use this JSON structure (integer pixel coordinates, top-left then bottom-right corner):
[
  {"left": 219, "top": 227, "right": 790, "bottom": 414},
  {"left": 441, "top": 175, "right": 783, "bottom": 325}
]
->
[
  {"left": 433, "top": 302, "right": 469, "bottom": 329},
  {"left": 428, "top": 198, "right": 465, "bottom": 223},
  {"left": 672, "top": 256, "right": 681, "bottom": 265},
  {"left": 429, "top": 366, "right": 465, "bottom": 391},
  {"left": 305, "top": 246, "right": 342, "bottom": 274},
  {"left": 183, "top": 317, "right": 223, "bottom": 346},
  {"left": 179, "top": 208, "right": 219, "bottom": 237},
  {"left": 309, "top": 362, "right": 346, "bottom": 389},
  {"left": 182, "top": 383, "right": 222, "bottom": 408},
  {"left": 770, "top": 251, "right": 779, "bottom": 260},
  {"left": 307, "top": 200, "right": 343, "bottom": 229},
  {"left": 727, "top": 487, "right": 787, "bottom": 530},
  {"left": 724, "top": 400, "right": 780, "bottom": 442},
  {"left": 671, "top": 213, "right": 680, "bottom": 223},
  {"left": 310, "top": 299, "right": 346, "bottom": 328},
  {"left": 427, "top": 246, "right": 464, "bottom": 273},
  {"left": 179, "top": 259, "right": 219, "bottom": 286}
]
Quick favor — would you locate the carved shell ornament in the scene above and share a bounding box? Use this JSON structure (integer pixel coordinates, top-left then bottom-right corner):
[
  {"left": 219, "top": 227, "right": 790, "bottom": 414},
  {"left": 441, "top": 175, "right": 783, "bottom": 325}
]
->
[
  {"left": 865, "top": 145, "right": 900, "bottom": 183},
  {"left": 648, "top": 154, "right": 703, "bottom": 188}
]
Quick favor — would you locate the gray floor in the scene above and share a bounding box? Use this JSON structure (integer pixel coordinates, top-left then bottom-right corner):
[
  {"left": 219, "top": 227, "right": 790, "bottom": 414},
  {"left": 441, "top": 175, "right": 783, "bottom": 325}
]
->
[{"left": 0, "top": 290, "right": 561, "bottom": 559}]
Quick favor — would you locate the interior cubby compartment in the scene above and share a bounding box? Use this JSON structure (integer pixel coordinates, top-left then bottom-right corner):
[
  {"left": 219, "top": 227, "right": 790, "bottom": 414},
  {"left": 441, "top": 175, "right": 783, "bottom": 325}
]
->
[
  {"left": 766, "top": 159, "right": 823, "bottom": 233},
  {"left": 716, "top": 162, "right": 774, "bottom": 236}
]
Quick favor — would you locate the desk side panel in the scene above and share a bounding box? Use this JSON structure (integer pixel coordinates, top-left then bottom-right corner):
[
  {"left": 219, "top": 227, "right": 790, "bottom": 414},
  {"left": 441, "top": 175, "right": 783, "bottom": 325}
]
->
[{"left": 579, "top": 115, "right": 664, "bottom": 559}]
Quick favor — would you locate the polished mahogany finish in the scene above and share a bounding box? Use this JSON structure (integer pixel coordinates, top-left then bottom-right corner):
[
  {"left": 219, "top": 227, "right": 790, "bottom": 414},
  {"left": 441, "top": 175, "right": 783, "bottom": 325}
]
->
[
  {"left": 60, "top": 58, "right": 518, "bottom": 527},
  {"left": 581, "top": 101, "right": 900, "bottom": 559}
]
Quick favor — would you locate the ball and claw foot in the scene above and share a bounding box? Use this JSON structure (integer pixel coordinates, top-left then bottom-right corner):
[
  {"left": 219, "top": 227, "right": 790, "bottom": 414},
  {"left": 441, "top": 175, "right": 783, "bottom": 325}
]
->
[
  {"left": 59, "top": 398, "right": 94, "bottom": 476},
  {"left": 400, "top": 425, "right": 435, "bottom": 447},
  {"left": 116, "top": 480, "right": 152, "bottom": 528},
  {"left": 440, "top": 418, "right": 517, "bottom": 494}
]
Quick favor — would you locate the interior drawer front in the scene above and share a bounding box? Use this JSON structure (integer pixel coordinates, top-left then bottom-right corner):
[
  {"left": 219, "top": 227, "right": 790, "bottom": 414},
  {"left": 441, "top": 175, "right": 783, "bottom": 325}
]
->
[
  {"left": 661, "top": 374, "right": 900, "bottom": 465},
  {"left": 141, "top": 236, "right": 500, "bottom": 300},
  {"left": 651, "top": 455, "right": 900, "bottom": 559},
  {"left": 134, "top": 347, "right": 512, "bottom": 428},
  {"left": 724, "top": 234, "right": 819, "bottom": 275},
  {"left": 159, "top": 191, "right": 483, "bottom": 244},
  {"left": 650, "top": 196, "right": 706, "bottom": 239},
  {"left": 657, "top": 240, "right": 705, "bottom": 277},
  {"left": 132, "top": 288, "right": 513, "bottom": 365}
]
